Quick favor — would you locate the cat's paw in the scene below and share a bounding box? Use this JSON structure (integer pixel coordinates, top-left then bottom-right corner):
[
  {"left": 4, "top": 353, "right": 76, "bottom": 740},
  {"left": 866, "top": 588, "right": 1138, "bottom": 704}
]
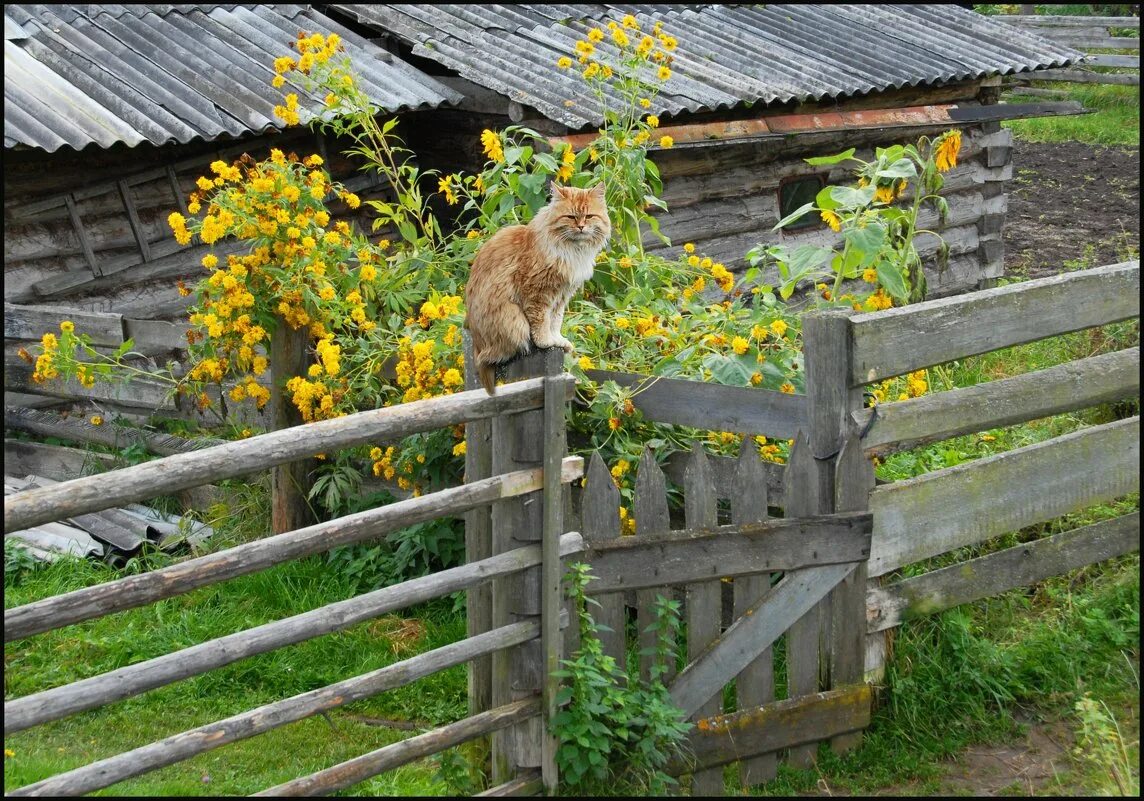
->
[{"left": 555, "top": 336, "right": 574, "bottom": 353}]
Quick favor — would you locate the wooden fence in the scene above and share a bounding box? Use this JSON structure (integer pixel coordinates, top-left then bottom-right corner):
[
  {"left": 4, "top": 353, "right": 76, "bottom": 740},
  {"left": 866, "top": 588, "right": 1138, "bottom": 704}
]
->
[
  {"left": 5, "top": 261, "right": 1139, "bottom": 796},
  {"left": 4, "top": 375, "right": 586, "bottom": 796},
  {"left": 996, "top": 14, "right": 1140, "bottom": 87}
]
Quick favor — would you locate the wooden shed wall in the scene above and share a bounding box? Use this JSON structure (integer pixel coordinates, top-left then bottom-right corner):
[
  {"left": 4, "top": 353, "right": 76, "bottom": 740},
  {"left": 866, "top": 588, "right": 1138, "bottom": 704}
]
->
[{"left": 645, "top": 121, "right": 1013, "bottom": 300}]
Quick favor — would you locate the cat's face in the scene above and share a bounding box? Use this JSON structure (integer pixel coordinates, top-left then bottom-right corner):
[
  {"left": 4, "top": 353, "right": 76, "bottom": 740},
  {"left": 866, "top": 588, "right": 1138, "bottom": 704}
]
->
[{"left": 546, "top": 184, "right": 610, "bottom": 248}]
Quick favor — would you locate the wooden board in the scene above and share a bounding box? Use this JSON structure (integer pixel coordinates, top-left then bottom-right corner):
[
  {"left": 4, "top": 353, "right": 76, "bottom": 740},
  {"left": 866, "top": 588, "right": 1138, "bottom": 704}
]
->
[
  {"left": 634, "top": 446, "right": 674, "bottom": 684},
  {"left": 868, "top": 513, "right": 1140, "bottom": 632},
  {"left": 849, "top": 261, "right": 1139, "bottom": 386},
  {"left": 585, "top": 513, "right": 872, "bottom": 593},
  {"left": 854, "top": 346, "right": 1140, "bottom": 456},
  {"left": 4, "top": 303, "right": 124, "bottom": 346},
  {"left": 579, "top": 452, "right": 626, "bottom": 670},
  {"left": 585, "top": 368, "right": 807, "bottom": 440},
  {"left": 868, "top": 417, "right": 1139, "bottom": 577},
  {"left": 668, "top": 561, "right": 857, "bottom": 719},
  {"left": 671, "top": 684, "right": 872, "bottom": 775}
]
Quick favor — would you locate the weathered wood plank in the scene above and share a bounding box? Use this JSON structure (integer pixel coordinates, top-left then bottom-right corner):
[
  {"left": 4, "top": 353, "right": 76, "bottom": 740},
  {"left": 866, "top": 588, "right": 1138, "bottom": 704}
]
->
[
  {"left": 668, "top": 562, "right": 856, "bottom": 719},
  {"left": 869, "top": 417, "right": 1140, "bottom": 577},
  {"left": 584, "top": 369, "right": 807, "bottom": 439},
  {"left": 475, "top": 769, "right": 543, "bottom": 797},
  {"left": 254, "top": 698, "right": 543, "bottom": 797},
  {"left": 4, "top": 459, "right": 584, "bottom": 643},
  {"left": 992, "top": 15, "right": 1139, "bottom": 27},
  {"left": 782, "top": 431, "right": 823, "bottom": 767},
  {"left": 854, "top": 347, "right": 1140, "bottom": 456},
  {"left": 635, "top": 446, "right": 674, "bottom": 684},
  {"left": 540, "top": 373, "right": 566, "bottom": 793},
  {"left": 670, "top": 684, "right": 872, "bottom": 775},
  {"left": 585, "top": 513, "right": 872, "bottom": 593},
  {"left": 849, "top": 261, "right": 1140, "bottom": 386},
  {"left": 1084, "top": 54, "right": 1140, "bottom": 68},
  {"left": 4, "top": 438, "right": 120, "bottom": 484},
  {"left": 731, "top": 439, "right": 776, "bottom": 787},
  {"left": 580, "top": 452, "right": 625, "bottom": 670},
  {"left": 63, "top": 193, "right": 100, "bottom": 276},
  {"left": 829, "top": 426, "right": 875, "bottom": 755},
  {"left": 868, "top": 513, "right": 1140, "bottom": 633},
  {"left": 4, "top": 406, "right": 227, "bottom": 456},
  {"left": 4, "top": 303, "right": 124, "bottom": 346},
  {"left": 270, "top": 315, "right": 315, "bottom": 535},
  {"left": 463, "top": 331, "right": 494, "bottom": 718},
  {"left": 6, "top": 623, "right": 540, "bottom": 797},
  {"left": 1023, "top": 68, "right": 1139, "bottom": 85},
  {"left": 683, "top": 444, "right": 723, "bottom": 796},
  {"left": 116, "top": 179, "right": 152, "bottom": 262},
  {"left": 5, "top": 377, "right": 572, "bottom": 533},
  {"left": 3, "top": 533, "right": 586, "bottom": 735}
]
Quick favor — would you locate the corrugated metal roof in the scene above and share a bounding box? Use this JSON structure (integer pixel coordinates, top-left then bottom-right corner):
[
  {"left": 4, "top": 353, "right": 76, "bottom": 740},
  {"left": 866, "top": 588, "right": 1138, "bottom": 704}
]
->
[
  {"left": 331, "top": 3, "right": 1083, "bottom": 130},
  {"left": 4, "top": 3, "right": 463, "bottom": 152}
]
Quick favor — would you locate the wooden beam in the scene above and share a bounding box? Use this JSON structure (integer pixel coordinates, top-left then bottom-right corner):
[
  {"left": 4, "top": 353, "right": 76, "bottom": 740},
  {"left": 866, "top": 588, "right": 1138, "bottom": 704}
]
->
[
  {"left": 3, "top": 533, "right": 586, "bottom": 735},
  {"left": 253, "top": 698, "right": 543, "bottom": 797},
  {"left": 4, "top": 303, "right": 124, "bottom": 347},
  {"left": 4, "top": 377, "right": 573, "bottom": 533},
  {"left": 849, "top": 261, "right": 1139, "bottom": 386},
  {"left": 585, "top": 368, "right": 807, "bottom": 439},
  {"left": 668, "top": 562, "right": 855, "bottom": 718},
  {"left": 5, "top": 624, "right": 541, "bottom": 797},
  {"left": 585, "top": 513, "right": 871, "bottom": 593},
  {"left": 854, "top": 347, "right": 1140, "bottom": 456},
  {"left": 4, "top": 406, "right": 226, "bottom": 457},
  {"left": 116, "top": 179, "right": 152, "bottom": 262},
  {"left": 63, "top": 193, "right": 101, "bottom": 277},
  {"left": 670, "top": 684, "right": 872, "bottom": 775},
  {"left": 4, "top": 461, "right": 584, "bottom": 642},
  {"left": 868, "top": 513, "right": 1140, "bottom": 633},
  {"left": 868, "top": 417, "right": 1139, "bottom": 577}
]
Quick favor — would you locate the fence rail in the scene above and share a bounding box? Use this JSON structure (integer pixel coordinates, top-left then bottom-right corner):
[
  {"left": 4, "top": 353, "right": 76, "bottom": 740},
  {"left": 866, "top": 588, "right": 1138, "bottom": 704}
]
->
[
  {"left": 5, "top": 376, "right": 573, "bottom": 532},
  {"left": 995, "top": 14, "right": 1139, "bottom": 87}
]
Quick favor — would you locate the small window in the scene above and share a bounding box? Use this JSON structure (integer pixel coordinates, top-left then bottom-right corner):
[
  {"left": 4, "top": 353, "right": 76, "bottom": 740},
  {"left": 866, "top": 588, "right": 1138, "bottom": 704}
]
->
[{"left": 778, "top": 174, "right": 826, "bottom": 231}]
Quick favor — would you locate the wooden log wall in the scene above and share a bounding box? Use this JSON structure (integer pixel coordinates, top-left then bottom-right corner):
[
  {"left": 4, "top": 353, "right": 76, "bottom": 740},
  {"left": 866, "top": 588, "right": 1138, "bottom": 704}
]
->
[
  {"left": 3, "top": 126, "right": 392, "bottom": 331},
  {"left": 645, "top": 122, "right": 1012, "bottom": 300}
]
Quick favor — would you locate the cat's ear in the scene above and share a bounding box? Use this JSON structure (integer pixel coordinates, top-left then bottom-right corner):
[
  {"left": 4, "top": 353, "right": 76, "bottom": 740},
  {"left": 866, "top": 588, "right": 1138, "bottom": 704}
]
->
[
  {"left": 587, "top": 183, "right": 606, "bottom": 200},
  {"left": 550, "top": 183, "right": 571, "bottom": 200}
]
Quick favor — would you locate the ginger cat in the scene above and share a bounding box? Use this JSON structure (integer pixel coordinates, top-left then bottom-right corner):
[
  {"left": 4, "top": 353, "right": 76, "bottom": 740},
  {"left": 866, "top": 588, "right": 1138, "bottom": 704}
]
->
[{"left": 464, "top": 183, "right": 610, "bottom": 394}]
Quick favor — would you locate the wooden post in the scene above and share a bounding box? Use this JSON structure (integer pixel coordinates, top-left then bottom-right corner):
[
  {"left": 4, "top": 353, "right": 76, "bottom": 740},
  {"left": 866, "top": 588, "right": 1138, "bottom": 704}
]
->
[
  {"left": 732, "top": 438, "right": 777, "bottom": 787},
  {"left": 540, "top": 370, "right": 567, "bottom": 793},
  {"left": 488, "top": 348, "right": 563, "bottom": 785},
  {"left": 803, "top": 308, "right": 871, "bottom": 757},
  {"left": 270, "top": 315, "right": 315, "bottom": 535},
  {"left": 464, "top": 332, "right": 493, "bottom": 719},
  {"left": 684, "top": 444, "right": 723, "bottom": 796}
]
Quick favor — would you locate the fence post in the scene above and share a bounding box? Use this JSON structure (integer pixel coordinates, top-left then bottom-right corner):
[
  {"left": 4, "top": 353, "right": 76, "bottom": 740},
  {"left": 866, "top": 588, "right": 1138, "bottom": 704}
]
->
[
  {"left": 269, "top": 315, "right": 315, "bottom": 534},
  {"left": 463, "top": 332, "right": 493, "bottom": 721},
  {"left": 487, "top": 347, "right": 564, "bottom": 787},
  {"left": 798, "top": 309, "right": 866, "bottom": 760}
]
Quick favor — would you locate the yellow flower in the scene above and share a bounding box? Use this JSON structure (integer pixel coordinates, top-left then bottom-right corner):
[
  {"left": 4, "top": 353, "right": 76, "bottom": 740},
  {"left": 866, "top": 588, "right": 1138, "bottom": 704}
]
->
[
  {"left": 615, "top": 317, "right": 631, "bottom": 330},
  {"left": 821, "top": 209, "right": 841, "bottom": 232},
  {"left": 659, "top": 135, "right": 674, "bottom": 149},
  {"left": 59, "top": 320, "right": 75, "bottom": 334},
  {"left": 90, "top": 415, "right": 103, "bottom": 426},
  {"left": 936, "top": 129, "right": 962, "bottom": 173},
  {"left": 453, "top": 441, "right": 467, "bottom": 457},
  {"left": 587, "top": 28, "right": 604, "bottom": 42},
  {"left": 780, "top": 382, "right": 796, "bottom": 394},
  {"left": 574, "top": 40, "right": 595, "bottom": 57},
  {"left": 273, "top": 56, "right": 295, "bottom": 74},
  {"left": 731, "top": 336, "right": 749, "bottom": 355},
  {"left": 438, "top": 175, "right": 458, "bottom": 205},
  {"left": 683, "top": 242, "right": 695, "bottom": 254},
  {"left": 657, "top": 65, "right": 671, "bottom": 81},
  {"left": 578, "top": 355, "right": 594, "bottom": 370},
  {"left": 645, "top": 114, "right": 660, "bottom": 128},
  {"left": 622, "top": 14, "right": 639, "bottom": 29},
  {"left": 639, "top": 97, "right": 651, "bottom": 108},
  {"left": 557, "top": 56, "right": 573, "bottom": 69},
  {"left": 611, "top": 28, "right": 630, "bottom": 47},
  {"left": 750, "top": 372, "right": 763, "bottom": 386},
  {"left": 202, "top": 253, "right": 219, "bottom": 270},
  {"left": 770, "top": 319, "right": 788, "bottom": 338},
  {"left": 480, "top": 129, "right": 504, "bottom": 162},
  {"left": 874, "top": 185, "right": 895, "bottom": 204}
]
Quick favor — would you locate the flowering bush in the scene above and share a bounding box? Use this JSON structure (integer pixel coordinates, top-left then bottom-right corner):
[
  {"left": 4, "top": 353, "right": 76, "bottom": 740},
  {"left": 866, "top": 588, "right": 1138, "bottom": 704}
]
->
[{"left": 27, "top": 19, "right": 955, "bottom": 548}]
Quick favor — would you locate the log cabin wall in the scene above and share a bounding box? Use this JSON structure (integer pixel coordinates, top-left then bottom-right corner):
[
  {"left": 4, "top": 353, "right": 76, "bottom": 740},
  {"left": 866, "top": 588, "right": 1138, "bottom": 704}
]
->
[{"left": 646, "top": 120, "right": 1014, "bottom": 300}]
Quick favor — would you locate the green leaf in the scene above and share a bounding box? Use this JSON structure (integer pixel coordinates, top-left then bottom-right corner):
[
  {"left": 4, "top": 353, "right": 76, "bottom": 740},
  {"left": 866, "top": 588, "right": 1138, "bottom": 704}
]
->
[
  {"left": 772, "top": 201, "right": 815, "bottom": 231},
  {"left": 843, "top": 221, "right": 886, "bottom": 260},
  {"left": 875, "top": 157, "right": 917, "bottom": 179},
  {"left": 532, "top": 152, "right": 559, "bottom": 172},
  {"left": 829, "top": 184, "right": 877, "bottom": 209},
  {"left": 804, "top": 147, "right": 856, "bottom": 166},
  {"left": 876, "top": 260, "right": 909, "bottom": 302}
]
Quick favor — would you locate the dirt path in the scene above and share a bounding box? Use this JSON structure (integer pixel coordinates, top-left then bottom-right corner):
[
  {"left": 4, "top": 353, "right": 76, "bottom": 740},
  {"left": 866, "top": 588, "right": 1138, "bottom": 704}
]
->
[{"left": 1005, "top": 140, "right": 1140, "bottom": 280}]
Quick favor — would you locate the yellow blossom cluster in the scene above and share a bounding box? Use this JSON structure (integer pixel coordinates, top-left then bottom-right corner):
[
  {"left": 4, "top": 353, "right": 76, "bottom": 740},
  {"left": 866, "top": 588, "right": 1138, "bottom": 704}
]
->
[
  {"left": 393, "top": 335, "right": 466, "bottom": 404},
  {"left": 935, "top": 130, "right": 962, "bottom": 173},
  {"left": 32, "top": 331, "right": 60, "bottom": 383},
  {"left": 285, "top": 374, "right": 344, "bottom": 422},
  {"left": 568, "top": 16, "right": 676, "bottom": 87},
  {"left": 480, "top": 129, "right": 504, "bottom": 163},
  {"left": 417, "top": 295, "right": 463, "bottom": 329},
  {"left": 619, "top": 505, "right": 636, "bottom": 535}
]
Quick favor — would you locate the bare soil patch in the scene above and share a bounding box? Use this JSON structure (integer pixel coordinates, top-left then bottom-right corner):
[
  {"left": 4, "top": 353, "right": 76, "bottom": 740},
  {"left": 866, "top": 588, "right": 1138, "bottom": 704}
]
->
[{"left": 1005, "top": 141, "right": 1140, "bottom": 280}]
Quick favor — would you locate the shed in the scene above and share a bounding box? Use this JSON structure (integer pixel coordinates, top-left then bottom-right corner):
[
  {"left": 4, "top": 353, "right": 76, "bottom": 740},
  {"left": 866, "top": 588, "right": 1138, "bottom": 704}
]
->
[
  {"left": 3, "top": 2, "right": 460, "bottom": 399},
  {"left": 326, "top": 3, "right": 1086, "bottom": 298}
]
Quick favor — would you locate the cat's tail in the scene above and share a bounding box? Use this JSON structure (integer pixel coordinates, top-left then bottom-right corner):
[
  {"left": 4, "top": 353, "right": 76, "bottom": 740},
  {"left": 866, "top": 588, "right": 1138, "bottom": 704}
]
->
[{"left": 478, "top": 362, "right": 496, "bottom": 395}]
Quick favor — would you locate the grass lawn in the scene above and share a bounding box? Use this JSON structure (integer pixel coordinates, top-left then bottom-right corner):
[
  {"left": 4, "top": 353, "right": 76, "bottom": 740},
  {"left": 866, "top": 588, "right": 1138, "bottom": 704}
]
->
[{"left": 1005, "top": 83, "right": 1140, "bottom": 147}]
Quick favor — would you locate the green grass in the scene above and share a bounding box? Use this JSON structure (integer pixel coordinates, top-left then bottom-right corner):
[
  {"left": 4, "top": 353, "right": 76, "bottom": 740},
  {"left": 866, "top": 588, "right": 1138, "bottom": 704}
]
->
[{"left": 1004, "top": 83, "right": 1140, "bottom": 146}]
